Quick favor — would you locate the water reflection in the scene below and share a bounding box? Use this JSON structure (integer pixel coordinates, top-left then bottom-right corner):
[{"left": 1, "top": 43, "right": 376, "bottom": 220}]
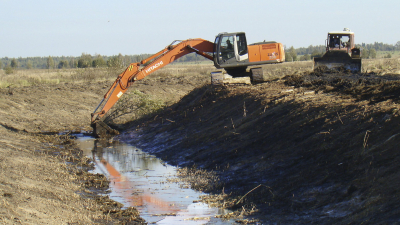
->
[{"left": 76, "top": 135, "right": 232, "bottom": 224}]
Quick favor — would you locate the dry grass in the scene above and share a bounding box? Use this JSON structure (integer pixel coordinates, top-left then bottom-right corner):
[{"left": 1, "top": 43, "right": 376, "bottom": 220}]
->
[
  {"left": 0, "top": 64, "right": 215, "bottom": 89},
  {"left": 1, "top": 58, "right": 398, "bottom": 89},
  {"left": 259, "top": 61, "right": 313, "bottom": 80},
  {"left": 148, "top": 63, "right": 215, "bottom": 78},
  {"left": 0, "top": 67, "right": 122, "bottom": 88},
  {"left": 362, "top": 58, "right": 400, "bottom": 74}
]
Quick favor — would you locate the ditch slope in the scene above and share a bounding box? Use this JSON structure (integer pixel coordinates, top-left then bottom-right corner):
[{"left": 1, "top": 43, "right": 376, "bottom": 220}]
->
[
  {"left": 0, "top": 74, "right": 207, "bottom": 224},
  {"left": 118, "top": 70, "right": 400, "bottom": 224}
]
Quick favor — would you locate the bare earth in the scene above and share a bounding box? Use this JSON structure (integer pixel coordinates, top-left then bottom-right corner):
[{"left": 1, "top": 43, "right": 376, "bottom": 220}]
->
[
  {"left": 117, "top": 67, "right": 400, "bottom": 224},
  {"left": 2, "top": 61, "right": 400, "bottom": 224}
]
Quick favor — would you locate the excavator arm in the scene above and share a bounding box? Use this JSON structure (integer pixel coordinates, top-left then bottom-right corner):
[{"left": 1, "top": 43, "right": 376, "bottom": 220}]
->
[{"left": 91, "top": 38, "right": 214, "bottom": 137}]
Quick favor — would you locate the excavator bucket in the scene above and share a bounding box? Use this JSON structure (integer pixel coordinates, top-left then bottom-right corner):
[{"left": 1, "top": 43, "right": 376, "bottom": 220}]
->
[
  {"left": 314, "top": 51, "right": 361, "bottom": 73},
  {"left": 91, "top": 120, "right": 119, "bottom": 138}
]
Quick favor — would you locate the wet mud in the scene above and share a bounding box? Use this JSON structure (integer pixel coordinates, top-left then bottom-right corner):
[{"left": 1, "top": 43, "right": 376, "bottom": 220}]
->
[
  {"left": 75, "top": 134, "right": 239, "bottom": 224},
  {"left": 40, "top": 134, "right": 147, "bottom": 224}
]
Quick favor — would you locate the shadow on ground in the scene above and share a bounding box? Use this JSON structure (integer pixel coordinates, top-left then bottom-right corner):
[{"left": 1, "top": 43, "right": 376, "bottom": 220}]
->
[{"left": 117, "top": 71, "right": 400, "bottom": 224}]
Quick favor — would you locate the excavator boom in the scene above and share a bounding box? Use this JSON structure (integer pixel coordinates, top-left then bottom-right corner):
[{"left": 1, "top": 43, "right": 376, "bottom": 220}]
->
[
  {"left": 91, "top": 32, "right": 285, "bottom": 137},
  {"left": 91, "top": 39, "right": 214, "bottom": 137}
]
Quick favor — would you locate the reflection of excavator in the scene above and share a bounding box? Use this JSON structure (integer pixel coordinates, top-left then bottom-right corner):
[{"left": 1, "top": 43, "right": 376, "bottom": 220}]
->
[
  {"left": 91, "top": 32, "right": 285, "bottom": 137},
  {"left": 313, "top": 28, "right": 361, "bottom": 73},
  {"left": 92, "top": 144, "right": 180, "bottom": 214}
]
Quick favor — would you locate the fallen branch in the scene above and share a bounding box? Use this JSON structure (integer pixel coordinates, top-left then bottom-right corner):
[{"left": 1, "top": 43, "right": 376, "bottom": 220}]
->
[{"left": 236, "top": 184, "right": 274, "bottom": 205}]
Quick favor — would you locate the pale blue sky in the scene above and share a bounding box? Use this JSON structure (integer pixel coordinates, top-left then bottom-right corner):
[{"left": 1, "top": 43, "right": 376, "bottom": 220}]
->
[{"left": 1, "top": 0, "right": 399, "bottom": 58}]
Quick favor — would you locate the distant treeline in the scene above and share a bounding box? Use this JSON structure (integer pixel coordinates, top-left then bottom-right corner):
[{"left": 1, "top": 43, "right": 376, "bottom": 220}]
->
[
  {"left": 285, "top": 41, "right": 400, "bottom": 62},
  {"left": 358, "top": 41, "right": 400, "bottom": 51},
  {"left": 0, "top": 52, "right": 210, "bottom": 70},
  {"left": 2, "top": 41, "right": 400, "bottom": 69},
  {"left": 285, "top": 45, "right": 326, "bottom": 62}
]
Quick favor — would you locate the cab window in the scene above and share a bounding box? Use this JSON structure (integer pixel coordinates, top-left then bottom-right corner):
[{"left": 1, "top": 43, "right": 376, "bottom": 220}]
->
[
  {"left": 341, "top": 36, "right": 350, "bottom": 47},
  {"left": 220, "top": 36, "right": 234, "bottom": 60},
  {"left": 236, "top": 33, "right": 247, "bottom": 56}
]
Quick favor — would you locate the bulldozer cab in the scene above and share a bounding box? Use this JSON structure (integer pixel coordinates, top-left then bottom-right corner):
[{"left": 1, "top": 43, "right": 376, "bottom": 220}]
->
[
  {"left": 213, "top": 32, "right": 249, "bottom": 69},
  {"left": 326, "top": 30, "right": 355, "bottom": 54}
]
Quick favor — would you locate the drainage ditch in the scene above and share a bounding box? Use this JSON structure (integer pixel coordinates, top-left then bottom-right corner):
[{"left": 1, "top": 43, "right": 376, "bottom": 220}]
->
[{"left": 75, "top": 134, "right": 235, "bottom": 224}]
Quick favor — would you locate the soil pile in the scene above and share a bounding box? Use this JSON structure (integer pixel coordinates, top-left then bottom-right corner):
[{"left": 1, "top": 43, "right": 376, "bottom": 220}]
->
[{"left": 119, "top": 71, "right": 400, "bottom": 224}]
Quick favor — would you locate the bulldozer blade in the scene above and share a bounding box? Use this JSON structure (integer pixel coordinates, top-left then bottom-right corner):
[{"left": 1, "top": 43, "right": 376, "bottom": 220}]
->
[
  {"left": 92, "top": 120, "right": 119, "bottom": 138},
  {"left": 314, "top": 51, "right": 361, "bottom": 73}
]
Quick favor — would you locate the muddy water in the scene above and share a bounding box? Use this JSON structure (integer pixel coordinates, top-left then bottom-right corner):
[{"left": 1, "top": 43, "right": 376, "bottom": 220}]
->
[{"left": 75, "top": 134, "right": 234, "bottom": 224}]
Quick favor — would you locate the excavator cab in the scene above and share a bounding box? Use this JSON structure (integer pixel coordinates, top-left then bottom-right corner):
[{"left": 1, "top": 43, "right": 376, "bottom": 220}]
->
[{"left": 214, "top": 32, "right": 250, "bottom": 74}]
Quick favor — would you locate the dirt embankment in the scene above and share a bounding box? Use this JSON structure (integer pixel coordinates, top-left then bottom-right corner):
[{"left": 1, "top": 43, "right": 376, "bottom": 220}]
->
[
  {"left": 2, "top": 64, "right": 400, "bottom": 224},
  {"left": 0, "top": 74, "right": 207, "bottom": 224},
  {"left": 118, "top": 70, "right": 400, "bottom": 224}
]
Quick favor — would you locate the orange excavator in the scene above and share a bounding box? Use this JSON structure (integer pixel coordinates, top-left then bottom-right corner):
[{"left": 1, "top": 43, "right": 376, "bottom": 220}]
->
[{"left": 91, "top": 32, "right": 285, "bottom": 137}]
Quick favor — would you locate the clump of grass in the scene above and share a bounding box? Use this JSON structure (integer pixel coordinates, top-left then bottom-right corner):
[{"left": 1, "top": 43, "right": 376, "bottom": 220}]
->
[
  {"left": 4, "top": 66, "right": 14, "bottom": 74},
  {"left": 171, "top": 166, "right": 221, "bottom": 192},
  {"left": 0, "top": 81, "right": 11, "bottom": 88}
]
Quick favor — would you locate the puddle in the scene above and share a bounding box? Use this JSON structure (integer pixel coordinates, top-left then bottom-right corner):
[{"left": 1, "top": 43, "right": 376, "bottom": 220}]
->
[{"left": 75, "top": 134, "right": 234, "bottom": 224}]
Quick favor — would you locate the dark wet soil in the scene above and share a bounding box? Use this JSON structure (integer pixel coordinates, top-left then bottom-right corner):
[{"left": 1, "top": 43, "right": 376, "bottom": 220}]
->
[
  {"left": 41, "top": 134, "right": 147, "bottom": 224},
  {"left": 115, "top": 70, "right": 400, "bottom": 224}
]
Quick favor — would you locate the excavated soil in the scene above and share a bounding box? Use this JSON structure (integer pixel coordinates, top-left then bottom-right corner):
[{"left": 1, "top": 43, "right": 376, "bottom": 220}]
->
[
  {"left": 2, "top": 64, "right": 400, "bottom": 224},
  {"left": 117, "top": 69, "right": 400, "bottom": 224}
]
